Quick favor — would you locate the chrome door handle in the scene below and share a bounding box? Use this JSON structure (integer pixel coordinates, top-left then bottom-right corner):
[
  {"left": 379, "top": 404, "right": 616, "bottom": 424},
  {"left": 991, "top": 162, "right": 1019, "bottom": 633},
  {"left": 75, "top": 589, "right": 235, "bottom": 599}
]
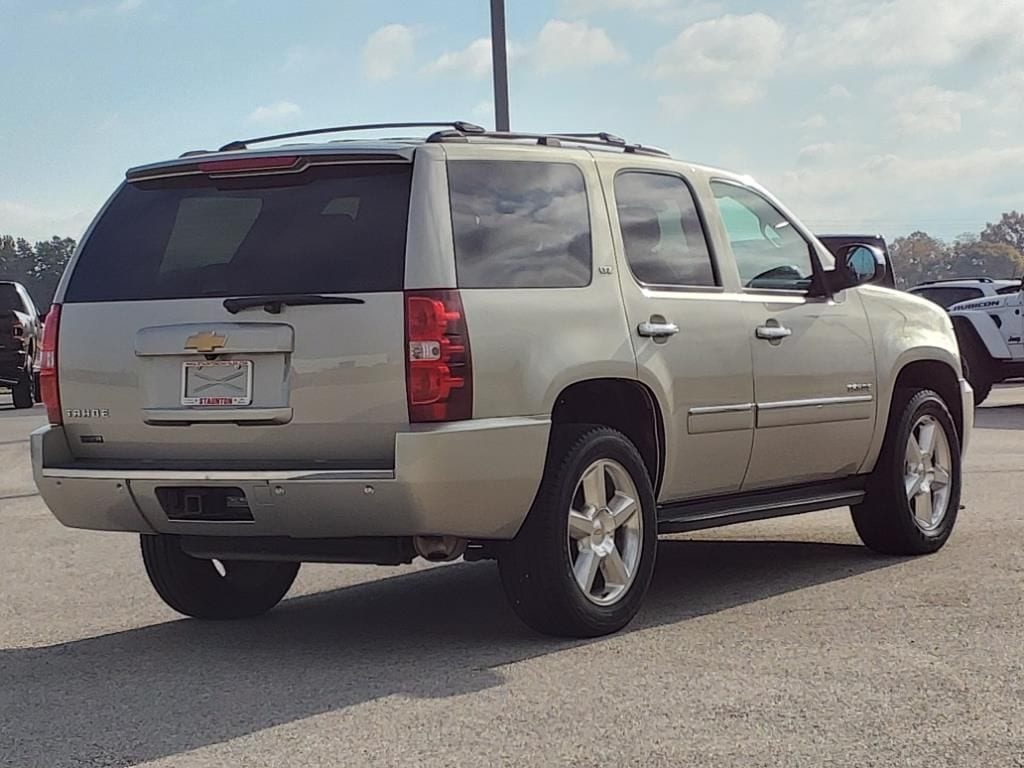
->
[
  {"left": 755, "top": 325, "right": 792, "bottom": 341},
  {"left": 638, "top": 321, "right": 680, "bottom": 338}
]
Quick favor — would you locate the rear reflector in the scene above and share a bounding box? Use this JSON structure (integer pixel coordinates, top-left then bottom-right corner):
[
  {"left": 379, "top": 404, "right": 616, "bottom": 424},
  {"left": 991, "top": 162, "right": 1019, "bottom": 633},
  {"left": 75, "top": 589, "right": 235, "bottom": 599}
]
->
[
  {"left": 405, "top": 290, "right": 472, "bottom": 422},
  {"left": 198, "top": 156, "right": 301, "bottom": 174},
  {"left": 39, "top": 304, "right": 61, "bottom": 425}
]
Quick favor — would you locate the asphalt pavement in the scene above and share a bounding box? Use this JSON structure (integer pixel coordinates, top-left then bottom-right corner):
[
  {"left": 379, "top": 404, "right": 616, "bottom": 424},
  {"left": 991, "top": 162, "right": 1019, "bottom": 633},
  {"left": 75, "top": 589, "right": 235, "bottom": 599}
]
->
[{"left": 1, "top": 390, "right": 1022, "bottom": 767}]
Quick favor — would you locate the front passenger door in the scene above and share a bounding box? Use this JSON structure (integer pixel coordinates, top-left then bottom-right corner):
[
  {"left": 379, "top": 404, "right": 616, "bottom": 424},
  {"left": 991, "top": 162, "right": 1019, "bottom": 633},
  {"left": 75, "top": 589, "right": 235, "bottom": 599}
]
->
[{"left": 711, "top": 181, "right": 877, "bottom": 490}]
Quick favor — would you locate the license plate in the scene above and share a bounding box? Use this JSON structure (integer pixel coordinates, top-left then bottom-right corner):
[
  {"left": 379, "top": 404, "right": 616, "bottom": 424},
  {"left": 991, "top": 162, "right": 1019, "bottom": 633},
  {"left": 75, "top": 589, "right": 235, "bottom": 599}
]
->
[{"left": 181, "top": 360, "right": 252, "bottom": 406}]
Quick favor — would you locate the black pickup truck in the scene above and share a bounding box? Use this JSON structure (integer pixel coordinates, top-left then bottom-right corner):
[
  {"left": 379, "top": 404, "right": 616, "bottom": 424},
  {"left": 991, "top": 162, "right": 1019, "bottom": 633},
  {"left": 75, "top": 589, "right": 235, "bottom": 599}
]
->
[{"left": 0, "top": 281, "right": 41, "bottom": 409}]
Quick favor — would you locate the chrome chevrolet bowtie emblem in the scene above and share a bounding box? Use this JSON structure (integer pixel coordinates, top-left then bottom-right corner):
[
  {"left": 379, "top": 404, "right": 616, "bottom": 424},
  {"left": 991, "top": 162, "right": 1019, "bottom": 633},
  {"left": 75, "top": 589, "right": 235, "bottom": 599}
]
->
[{"left": 184, "top": 331, "right": 227, "bottom": 353}]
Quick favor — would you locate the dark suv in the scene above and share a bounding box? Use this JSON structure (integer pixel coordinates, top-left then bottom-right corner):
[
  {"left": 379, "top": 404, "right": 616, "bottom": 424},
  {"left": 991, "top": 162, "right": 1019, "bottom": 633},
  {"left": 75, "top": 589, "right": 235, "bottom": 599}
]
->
[{"left": 0, "top": 280, "right": 41, "bottom": 409}]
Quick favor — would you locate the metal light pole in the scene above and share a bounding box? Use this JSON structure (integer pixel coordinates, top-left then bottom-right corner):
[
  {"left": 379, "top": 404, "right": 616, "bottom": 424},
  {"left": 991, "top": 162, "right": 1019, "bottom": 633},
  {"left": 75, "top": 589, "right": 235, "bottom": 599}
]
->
[{"left": 490, "top": 0, "right": 510, "bottom": 131}]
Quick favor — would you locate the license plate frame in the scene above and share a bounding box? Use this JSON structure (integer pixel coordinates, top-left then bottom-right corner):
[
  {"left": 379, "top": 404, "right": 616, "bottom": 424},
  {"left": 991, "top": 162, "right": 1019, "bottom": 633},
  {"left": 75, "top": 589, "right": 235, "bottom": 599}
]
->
[{"left": 181, "top": 360, "right": 253, "bottom": 407}]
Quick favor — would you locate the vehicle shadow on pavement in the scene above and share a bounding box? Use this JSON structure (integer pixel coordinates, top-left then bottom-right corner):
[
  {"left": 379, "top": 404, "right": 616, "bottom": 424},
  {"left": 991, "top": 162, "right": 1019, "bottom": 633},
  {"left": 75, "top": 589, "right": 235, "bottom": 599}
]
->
[
  {"left": 0, "top": 538, "right": 901, "bottom": 767},
  {"left": 974, "top": 405, "right": 1024, "bottom": 430}
]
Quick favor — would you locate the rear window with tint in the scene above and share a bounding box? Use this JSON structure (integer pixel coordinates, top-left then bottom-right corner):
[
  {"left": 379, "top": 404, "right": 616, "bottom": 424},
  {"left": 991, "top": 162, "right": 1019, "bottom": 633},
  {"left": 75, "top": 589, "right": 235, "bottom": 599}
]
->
[
  {"left": 65, "top": 164, "right": 412, "bottom": 302},
  {"left": 448, "top": 160, "right": 591, "bottom": 289},
  {"left": 0, "top": 284, "right": 23, "bottom": 312}
]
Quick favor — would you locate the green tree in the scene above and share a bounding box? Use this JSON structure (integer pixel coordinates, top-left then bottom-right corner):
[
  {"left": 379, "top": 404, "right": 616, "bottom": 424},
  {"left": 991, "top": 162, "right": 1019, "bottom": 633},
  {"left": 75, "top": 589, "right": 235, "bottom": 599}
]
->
[
  {"left": 0, "top": 234, "right": 78, "bottom": 309},
  {"left": 981, "top": 211, "right": 1024, "bottom": 254},
  {"left": 30, "top": 236, "right": 76, "bottom": 308},
  {"left": 888, "top": 231, "right": 949, "bottom": 288},
  {"left": 948, "top": 238, "right": 1024, "bottom": 279}
]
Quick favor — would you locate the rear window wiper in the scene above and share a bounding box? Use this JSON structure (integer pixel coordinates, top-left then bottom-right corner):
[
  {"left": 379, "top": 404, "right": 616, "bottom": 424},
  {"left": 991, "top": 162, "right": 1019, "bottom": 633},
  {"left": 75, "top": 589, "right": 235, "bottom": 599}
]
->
[{"left": 223, "top": 294, "right": 366, "bottom": 314}]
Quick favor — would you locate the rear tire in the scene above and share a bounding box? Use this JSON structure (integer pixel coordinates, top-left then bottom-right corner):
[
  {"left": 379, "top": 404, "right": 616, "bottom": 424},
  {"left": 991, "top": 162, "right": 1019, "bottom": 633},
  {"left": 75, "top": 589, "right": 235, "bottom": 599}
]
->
[
  {"left": 141, "top": 535, "right": 299, "bottom": 619},
  {"left": 960, "top": 337, "right": 993, "bottom": 406},
  {"left": 852, "top": 389, "right": 961, "bottom": 556},
  {"left": 11, "top": 372, "right": 33, "bottom": 409},
  {"left": 498, "top": 425, "right": 657, "bottom": 638}
]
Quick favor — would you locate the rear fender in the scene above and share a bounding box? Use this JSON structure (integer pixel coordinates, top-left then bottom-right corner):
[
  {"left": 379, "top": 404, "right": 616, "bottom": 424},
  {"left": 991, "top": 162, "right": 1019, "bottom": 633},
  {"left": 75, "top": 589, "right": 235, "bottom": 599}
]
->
[{"left": 951, "top": 312, "right": 1010, "bottom": 360}]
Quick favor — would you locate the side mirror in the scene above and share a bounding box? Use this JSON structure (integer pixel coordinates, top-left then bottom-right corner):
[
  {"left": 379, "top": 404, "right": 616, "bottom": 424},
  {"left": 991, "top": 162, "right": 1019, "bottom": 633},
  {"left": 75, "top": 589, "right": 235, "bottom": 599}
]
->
[{"left": 827, "top": 243, "right": 887, "bottom": 292}]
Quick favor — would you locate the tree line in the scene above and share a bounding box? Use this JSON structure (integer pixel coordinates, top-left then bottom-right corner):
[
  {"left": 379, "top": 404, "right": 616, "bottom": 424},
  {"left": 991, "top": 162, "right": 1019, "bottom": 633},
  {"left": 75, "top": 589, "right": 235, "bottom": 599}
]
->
[
  {"left": 2, "top": 211, "right": 1023, "bottom": 308},
  {"left": 888, "top": 211, "right": 1024, "bottom": 288},
  {"left": 0, "top": 235, "right": 77, "bottom": 310}
]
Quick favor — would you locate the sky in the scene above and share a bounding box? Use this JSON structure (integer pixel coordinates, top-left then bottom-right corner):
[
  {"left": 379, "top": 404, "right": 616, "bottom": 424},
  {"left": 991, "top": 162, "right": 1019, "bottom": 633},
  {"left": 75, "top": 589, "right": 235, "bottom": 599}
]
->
[{"left": 1, "top": 0, "right": 1022, "bottom": 244}]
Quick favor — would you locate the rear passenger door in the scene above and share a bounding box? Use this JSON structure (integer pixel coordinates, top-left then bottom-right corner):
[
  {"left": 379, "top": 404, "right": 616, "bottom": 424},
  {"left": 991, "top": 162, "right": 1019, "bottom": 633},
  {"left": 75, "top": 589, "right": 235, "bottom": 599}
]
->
[{"left": 603, "top": 164, "right": 755, "bottom": 501}]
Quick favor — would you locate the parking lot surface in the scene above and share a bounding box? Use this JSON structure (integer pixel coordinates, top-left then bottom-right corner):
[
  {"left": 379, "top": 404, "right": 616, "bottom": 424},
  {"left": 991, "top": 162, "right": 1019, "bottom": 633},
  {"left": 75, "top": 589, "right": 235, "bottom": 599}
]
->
[{"left": 1, "top": 390, "right": 1022, "bottom": 767}]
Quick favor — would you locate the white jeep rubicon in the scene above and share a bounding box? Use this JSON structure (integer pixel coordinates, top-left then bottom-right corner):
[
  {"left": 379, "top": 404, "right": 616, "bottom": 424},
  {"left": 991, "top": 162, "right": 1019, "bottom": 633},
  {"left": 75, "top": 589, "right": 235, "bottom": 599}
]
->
[
  {"left": 942, "top": 279, "right": 1024, "bottom": 405},
  {"left": 31, "top": 121, "right": 973, "bottom": 637}
]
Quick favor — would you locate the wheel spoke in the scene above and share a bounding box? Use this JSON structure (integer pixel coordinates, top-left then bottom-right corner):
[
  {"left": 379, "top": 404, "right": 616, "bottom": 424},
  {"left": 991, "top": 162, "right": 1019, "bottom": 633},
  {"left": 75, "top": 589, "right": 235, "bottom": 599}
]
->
[
  {"left": 607, "top": 492, "right": 638, "bottom": 529},
  {"left": 601, "top": 547, "right": 630, "bottom": 588},
  {"left": 914, "top": 489, "right": 934, "bottom": 527},
  {"left": 573, "top": 550, "right": 600, "bottom": 594},
  {"left": 568, "top": 509, "right": 594, "bottom": 541},
  {"left": 581, "top": 463, "right": 608, "bottom": 508},
  {"left": 905, "top": 471, "right": 923, "bottom": 501},
  {"left": 932, "top": 464, "right": 951, "bottom": 489},
  {"left": 917, "top": 422, "right": 937, "bottom": 461},
  {"left": 906, "top": 433, "right": 923, "bottom": 464}
]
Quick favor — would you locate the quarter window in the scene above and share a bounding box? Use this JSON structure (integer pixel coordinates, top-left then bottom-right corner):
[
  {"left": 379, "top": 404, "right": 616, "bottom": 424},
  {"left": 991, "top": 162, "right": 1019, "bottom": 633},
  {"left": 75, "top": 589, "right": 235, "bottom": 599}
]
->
[
  {"left": 712, "top": 182, "right": 816, "bottom": 291},
  {"left": 448, "top": 160, "right": 592, "bottom": 289},
  {"left": 614, "top": 172, "right": 717, "bottom": 287}
]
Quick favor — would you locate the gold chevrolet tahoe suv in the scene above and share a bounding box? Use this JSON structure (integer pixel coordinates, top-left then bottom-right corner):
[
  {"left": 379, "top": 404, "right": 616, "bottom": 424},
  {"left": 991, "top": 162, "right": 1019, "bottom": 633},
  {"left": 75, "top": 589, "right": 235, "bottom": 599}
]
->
[{"left": 31, "top": 122, "right": 973, "bottom": 638}]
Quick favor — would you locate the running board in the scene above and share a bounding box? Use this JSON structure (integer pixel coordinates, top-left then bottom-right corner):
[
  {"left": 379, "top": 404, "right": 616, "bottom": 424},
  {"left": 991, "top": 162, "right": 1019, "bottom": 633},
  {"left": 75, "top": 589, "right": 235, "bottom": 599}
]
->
[{"left": 657, "top": 479, "right": 866, "bottom": 534}]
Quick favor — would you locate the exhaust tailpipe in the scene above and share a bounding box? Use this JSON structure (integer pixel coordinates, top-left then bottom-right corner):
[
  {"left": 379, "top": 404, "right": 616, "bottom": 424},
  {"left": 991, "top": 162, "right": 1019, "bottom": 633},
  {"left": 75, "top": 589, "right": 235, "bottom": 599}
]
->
[{"left": 413, "top": 535, "right": 467, "bottom": 562}]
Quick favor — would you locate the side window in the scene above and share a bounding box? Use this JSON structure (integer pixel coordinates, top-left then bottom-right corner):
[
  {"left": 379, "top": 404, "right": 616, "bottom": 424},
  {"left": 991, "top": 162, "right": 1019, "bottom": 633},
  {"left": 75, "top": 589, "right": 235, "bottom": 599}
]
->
[
  {"left": 448, "top": 160, "right": 591, "bottom": 289},
  {"left": 614, "top": 171, "right": 717, "bottom": 287},
  {"left": 711, "top": 182, "right": 816, "bottom": 291},
  {"left": 918, "top": 287, "right": 983, "bottom": 307}
]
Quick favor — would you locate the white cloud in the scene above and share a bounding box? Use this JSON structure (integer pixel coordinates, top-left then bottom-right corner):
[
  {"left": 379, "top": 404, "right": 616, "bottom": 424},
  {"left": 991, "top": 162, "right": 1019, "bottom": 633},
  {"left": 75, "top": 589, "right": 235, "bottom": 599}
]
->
[
  {"left": 796, "top": 142, "right": 837, "bottom": 166},
  {"left": 564, "top": 0, "right": 674, "bottom": 9},
  {"left": 0, "top": 201, "right": 95, "bottom": 241},
  {"left": 48, "top": 0, "right": 143, "bottom": 21},
  {"left": 985, "top": 69, "right": 1024, "bottom": 118},
  {"left": 799, "top": 113, "right": 828, "bottom": 131},
  {"left": 772, "top": 145, "right": 1024, "bottom": 236},
  {"left": 795, "top": 0, "right": 1024, "bottom": 70},
  {"left": 824, "top": 84, "right": 853, "bottom": 101},
  {"left": 652, "top": 13, "right": 785, "bottom": 106},
  {"left": 532, "top": 20, "right": 627, "bottom": 72},
  {"left": 362, "top": 24, "right": 416, "bottom": 81},
  {"left": 424, "top": 22, "right": 622, "bottom": 79},
  {"left": 471, "top": 100, "right": 494, "bottom": 122},
  {"left": 282, "top": 45, "right": 322, "bottom": 74},
  {"left": 654, "top": 13, "right": 785, "bottom": 77},
  {"left": 423, "top": 38, "right": 494, "bottom": 79},
  {"left": 562, "top": 0, "right": 725, "bottom": 24},
  {"left": 247, "top": 101, "right": 302, "bottom": 124},
  {"left": 885, "top": 84, "right": 982, "bottom": 138}
]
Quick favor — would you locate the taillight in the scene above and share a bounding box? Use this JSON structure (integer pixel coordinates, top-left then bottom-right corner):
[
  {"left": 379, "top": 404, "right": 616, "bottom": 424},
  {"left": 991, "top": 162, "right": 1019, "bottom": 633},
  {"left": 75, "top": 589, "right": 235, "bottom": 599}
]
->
[
  {"left": 39, "top": 304, "right": 61, "bottom": 425},
  {"left": 405, "top": 290, "right": 473, "bottom": 422}
]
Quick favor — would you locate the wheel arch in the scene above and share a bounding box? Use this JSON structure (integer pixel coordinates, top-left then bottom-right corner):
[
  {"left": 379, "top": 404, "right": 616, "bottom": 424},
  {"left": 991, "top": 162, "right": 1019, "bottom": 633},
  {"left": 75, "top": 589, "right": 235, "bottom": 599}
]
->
[
  {"left": 891, "top": 360, "right": 964, "bottom": 443},
  {"left": 550, "top": 378, "right": 666, "bottom": 497},
  {"left": 860, "top": 354, "right": 965, "bottom": 475},
  {"left": 951, "top": 312, "right": 1010, "bottom": 361}
]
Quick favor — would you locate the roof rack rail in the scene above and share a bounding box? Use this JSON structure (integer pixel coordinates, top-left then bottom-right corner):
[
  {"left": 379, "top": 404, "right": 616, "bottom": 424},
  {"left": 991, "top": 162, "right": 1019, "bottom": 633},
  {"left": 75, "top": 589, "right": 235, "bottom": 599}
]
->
[
  {"left": 918, "top": 276, "right": 995, "bottom": 285},
  {"left": 217, "top": 121, "right": 486, "bottom": 152},
  {"left": 426, "top": 129, "right": 671, "bottom": 157}
]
